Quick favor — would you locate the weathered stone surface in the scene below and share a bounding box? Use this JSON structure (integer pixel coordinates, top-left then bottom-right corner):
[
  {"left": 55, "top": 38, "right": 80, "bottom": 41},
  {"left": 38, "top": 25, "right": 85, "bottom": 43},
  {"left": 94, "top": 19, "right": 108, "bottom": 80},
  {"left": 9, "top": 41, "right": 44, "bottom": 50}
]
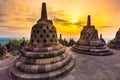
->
[
  {"left": 0, "top": 48, "right": 120, "bottom": 80},
  {"left": 108, "top": 28, "right": 120, "bottom": 50},
  {"left": 72, "top": 15, "right": 112, "bottom": 56}
]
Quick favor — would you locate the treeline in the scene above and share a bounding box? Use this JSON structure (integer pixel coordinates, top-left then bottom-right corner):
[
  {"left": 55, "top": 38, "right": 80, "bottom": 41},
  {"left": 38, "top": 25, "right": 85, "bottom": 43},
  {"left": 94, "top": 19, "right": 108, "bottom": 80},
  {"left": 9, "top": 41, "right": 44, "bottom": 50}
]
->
[
  {"left": 9, "top": 39, "right": 29, "bottom": 46},
  {"left": 5, "top": 38, "right": 29, "bottom": 46}
]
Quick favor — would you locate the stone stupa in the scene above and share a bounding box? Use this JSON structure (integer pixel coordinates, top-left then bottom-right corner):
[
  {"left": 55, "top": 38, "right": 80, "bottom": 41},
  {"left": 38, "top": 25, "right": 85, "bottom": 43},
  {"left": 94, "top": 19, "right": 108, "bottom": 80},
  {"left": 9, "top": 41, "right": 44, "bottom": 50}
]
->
[
  {"left": 9, "top": 2, "right": 75, "bottom": 80},
  {"left": 108, "top": 28, "right": 120, "bottom": 50},
  {"left": 100, "top": 34, "right": 106, "bottom": 44},
  {"left": 71, "top": 15, "right": 112, "bottom": 56}
]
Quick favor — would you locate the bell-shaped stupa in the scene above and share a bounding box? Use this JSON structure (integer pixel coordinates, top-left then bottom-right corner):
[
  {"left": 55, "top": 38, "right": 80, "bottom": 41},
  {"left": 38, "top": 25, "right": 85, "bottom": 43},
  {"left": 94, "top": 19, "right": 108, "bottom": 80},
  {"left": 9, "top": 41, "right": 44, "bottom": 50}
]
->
[
  {"left": 9, "top": 2, "right": 75, "bottom": 80},
  {"left": 108, "top": 28, "right": 120, "bottom": 50},
  {"left": 71, "top": 15, "right": 112, "bottom": 56},
  {"left": 100, "top": 34, "right": 106, "bottom": 44}
]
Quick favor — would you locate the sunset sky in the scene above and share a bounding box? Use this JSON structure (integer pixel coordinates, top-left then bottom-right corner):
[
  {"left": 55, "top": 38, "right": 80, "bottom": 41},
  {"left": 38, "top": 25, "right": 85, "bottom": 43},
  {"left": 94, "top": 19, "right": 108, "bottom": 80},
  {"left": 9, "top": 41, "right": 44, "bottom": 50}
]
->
[{"left": 0, "top": 0, "right": 120, "bottom": 40}]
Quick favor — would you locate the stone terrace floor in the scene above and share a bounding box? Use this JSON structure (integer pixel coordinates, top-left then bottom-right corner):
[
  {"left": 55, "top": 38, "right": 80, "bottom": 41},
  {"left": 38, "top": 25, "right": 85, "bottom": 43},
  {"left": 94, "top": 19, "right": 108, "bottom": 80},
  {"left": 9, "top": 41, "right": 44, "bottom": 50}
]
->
[{"left": 0, "top": 48, "right": 120, "bottom": 80}]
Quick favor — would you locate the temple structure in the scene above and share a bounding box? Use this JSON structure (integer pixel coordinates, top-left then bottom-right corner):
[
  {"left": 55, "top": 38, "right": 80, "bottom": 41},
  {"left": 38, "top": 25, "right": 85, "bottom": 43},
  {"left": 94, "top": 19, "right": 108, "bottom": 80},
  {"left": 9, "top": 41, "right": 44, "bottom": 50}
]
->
[
  {"left": 71, "top": 15, "right": 112, "bottom": 56},
  {"left": 100, "top": 34, "right": 106, "bottom": 44},
  {"left": 67, "top": 39, "right": 75, "bottom": 46},
  {"left": 59, "top": 34, "right": 65, "bottom": 45},
  {"left": 108, "top": 28, "right": 120, "bottom": 50},
  {"left": 9, "top": 2, "right": 75, "bottom": 80}
]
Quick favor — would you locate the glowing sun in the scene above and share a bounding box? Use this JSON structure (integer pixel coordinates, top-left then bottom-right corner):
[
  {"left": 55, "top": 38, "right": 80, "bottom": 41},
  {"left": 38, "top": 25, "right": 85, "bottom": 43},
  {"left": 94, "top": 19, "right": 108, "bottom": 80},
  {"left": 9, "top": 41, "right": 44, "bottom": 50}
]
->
[{"left": 72, "top": 19, "right": 78, "bottom": 23}]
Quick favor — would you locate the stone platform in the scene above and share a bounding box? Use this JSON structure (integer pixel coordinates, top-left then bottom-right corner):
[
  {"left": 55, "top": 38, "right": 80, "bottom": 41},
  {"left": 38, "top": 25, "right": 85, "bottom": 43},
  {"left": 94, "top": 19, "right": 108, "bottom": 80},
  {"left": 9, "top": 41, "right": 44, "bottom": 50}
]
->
[{"left": 0, "top": 47, "right": 120, "bottom": 80}]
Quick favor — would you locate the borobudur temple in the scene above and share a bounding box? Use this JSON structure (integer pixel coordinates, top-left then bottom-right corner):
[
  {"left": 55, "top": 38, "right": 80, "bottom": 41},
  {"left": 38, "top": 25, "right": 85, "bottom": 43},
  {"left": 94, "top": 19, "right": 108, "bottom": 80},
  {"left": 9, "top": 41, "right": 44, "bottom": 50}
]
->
[
  {"left": 9, "top": 2, "right": 75, "bottom": 80},
  {"left": 71, "top": 15, "right": 112, "bottom": 56}
]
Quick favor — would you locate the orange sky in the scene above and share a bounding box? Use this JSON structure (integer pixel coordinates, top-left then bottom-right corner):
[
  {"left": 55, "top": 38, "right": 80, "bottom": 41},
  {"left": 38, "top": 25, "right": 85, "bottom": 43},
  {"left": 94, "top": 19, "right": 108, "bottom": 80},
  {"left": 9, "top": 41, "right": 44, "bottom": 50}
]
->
[{"left": 0, "top": 0, "right": 120, "bottom": 40}]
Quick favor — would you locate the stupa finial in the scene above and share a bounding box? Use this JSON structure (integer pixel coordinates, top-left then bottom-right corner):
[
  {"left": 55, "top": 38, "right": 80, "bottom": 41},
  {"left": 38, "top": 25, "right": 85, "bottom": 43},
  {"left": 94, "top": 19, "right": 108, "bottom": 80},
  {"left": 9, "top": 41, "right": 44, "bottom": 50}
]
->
[
  {"left": 60, "top": 34, "right": 62, "bottom": 40},
  {"left": 41, "top": 2, "right": 47, "bottom": 20},
  {"left": 100, "top": 34, "right": 102, "bottom": 39},
  {"left": 87, "top": 15, "right": 91, "bottom": 26}
]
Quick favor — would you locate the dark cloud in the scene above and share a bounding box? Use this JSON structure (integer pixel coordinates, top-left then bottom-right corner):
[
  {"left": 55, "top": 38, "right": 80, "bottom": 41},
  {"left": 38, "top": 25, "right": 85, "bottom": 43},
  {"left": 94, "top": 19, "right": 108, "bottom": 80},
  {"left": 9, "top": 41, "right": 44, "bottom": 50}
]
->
[
  {"left": 53, "top": 17, "right": 85, "bottom": 27},
  {"left": 48, "top": 9, "right": 85, "bottom": 27},
  {"left": 110, "top": 0, "right": 120, "bottom": 10},
  {"left": 48, "top": 10, "right": 65, "bottom": 17},
  {"left": 14, "top": 17, "right": 37, "bottom": 22},
  {"left": 0, "top": 25, "right": 27, "bottom": 30},
  {"left": 54, "top": 18, "right": 67, "bottom": 22},
  {"left": 0, "top": 13, "right": 7, "bottom": 17},
  {"left": 0, "top": 19, "right": 5, "bottom": 22},
  {"left": 14, "top": 18, "right": 23, "bottom": 21},
  {"left": 74, "top": 22, "right": 85, "bottom": 27},
  {"left": 26, "top": 17, "right": 37, "bottom": 22},
  {"left": 99, "top": 26, "right": 113, "bottom": 28}
]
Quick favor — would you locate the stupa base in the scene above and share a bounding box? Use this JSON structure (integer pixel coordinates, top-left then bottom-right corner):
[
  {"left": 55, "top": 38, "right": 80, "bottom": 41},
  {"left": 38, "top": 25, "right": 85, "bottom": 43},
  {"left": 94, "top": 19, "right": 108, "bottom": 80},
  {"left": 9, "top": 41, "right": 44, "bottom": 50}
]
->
[
  {"left": 108, "top": 45, "right": 120, "bottom": 50},
  {"left": 109, "top": 47, "right": 120, "bottom": 50},
  {"left": 71, "top": 47, "right": 112, "bottom": 56},
  {"left": 9, "top": 55, "right": 75, "bottom": 80}
]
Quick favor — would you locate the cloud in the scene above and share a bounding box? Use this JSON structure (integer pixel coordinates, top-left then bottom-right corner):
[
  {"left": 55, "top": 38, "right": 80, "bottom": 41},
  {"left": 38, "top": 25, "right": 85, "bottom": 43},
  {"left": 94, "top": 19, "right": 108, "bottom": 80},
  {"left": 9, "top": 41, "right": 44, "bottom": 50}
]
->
[
  {"left": 48, "top": 9, "right": 85, "bottom": 27},
  {"left": 110, "top": 0, "right": 120, "bottom": 10},
  {"left": 0, "top": 19, "right": 4, "bottom": 22},
  {"left": 26, "top": 17, "right": 37, "bottom": 22},
  {"left": 54, "top": 18, "right": 67, "bottom": 22},
  {"left": 0, "top": 25, "right": 27, "bottom": 30},
  {"left": 0, "top": 0, "right": 119, "bottom": 39},
  {"left": 53, "top": 17, "right": 85, "bottom": 27},
  {"left": 99, "top": 26, "right": 113, "bottom": 28},
  {"left": 0, "top": 13, "right": 7, "bottom": 17}
]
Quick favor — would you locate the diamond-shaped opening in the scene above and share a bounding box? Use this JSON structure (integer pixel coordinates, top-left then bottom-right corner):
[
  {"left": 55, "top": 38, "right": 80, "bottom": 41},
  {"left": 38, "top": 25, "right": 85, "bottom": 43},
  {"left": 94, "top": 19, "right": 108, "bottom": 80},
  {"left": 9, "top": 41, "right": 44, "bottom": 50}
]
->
[
  {"left": 35, "top": 27, "right": 38, "bottom": 29},
  {"left": 50, "top": 30, "right": 52, "bottom": 33},
  {"left": 40, "top": 34, "right": 43, "bottom": 38},
  {"left": 52, "top": 35, "right": 55, "bottom": 38},
  {"left": 33, "top": 30, "right": 35, "bottom": 33},
  {"left": 43, "top": 30, "right": 46, "bottom": 33},
  {"left": 40, "top": 26, "right": 42, "bottom": 29},
  {"left": 50, "top": 39, "right": 53, "bottom": 42},
  {"left": 37, "top": 30, "right": 39, "bottom": 33},
  {"left": 34, "top": 35, "right": 37, "bottom": 38},
  {"left": 47, "top": 34, "right": 49, "bottom": 38},
  {"left": 37, "top": 39, "right": 40, "bottom": 43},
  {"left": 46, "top": 26, "right": 49, "bottom": 29},
  {"left": 31, "top": 39, "right": 34, "bottom": 43},
  {"left": 43, "top": 39, "right": 47, "bottom": 43}
]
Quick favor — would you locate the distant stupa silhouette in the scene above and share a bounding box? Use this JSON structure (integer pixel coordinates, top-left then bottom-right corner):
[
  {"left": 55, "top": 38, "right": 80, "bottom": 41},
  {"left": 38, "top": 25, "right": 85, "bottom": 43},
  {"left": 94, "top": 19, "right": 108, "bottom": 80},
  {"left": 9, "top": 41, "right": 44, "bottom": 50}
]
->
[
  {"left": 100, "top": 34, "right": 106, "bottom": 44},
  {"left": 108, "top": 28, "right": 120, "bottom": 50},
  {"left": 71, "top": 15, "right": 112, "bottom": 56},
  {"left": 9, "top": 2, "right": 75, "bottom": 80}
]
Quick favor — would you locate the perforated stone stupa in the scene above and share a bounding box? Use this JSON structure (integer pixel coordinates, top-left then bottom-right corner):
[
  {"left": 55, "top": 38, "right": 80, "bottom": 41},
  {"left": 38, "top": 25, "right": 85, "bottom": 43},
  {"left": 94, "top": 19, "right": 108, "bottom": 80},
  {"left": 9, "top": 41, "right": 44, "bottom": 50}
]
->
[
  {"left": 9, "top": 2, "right": 75, "bottom": 80},
  {"left": 108, "top": 28, "right": 120, "bottom": 50},
  {"left": 71, "top": 15, "right": 112, "bottom": 56}
]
